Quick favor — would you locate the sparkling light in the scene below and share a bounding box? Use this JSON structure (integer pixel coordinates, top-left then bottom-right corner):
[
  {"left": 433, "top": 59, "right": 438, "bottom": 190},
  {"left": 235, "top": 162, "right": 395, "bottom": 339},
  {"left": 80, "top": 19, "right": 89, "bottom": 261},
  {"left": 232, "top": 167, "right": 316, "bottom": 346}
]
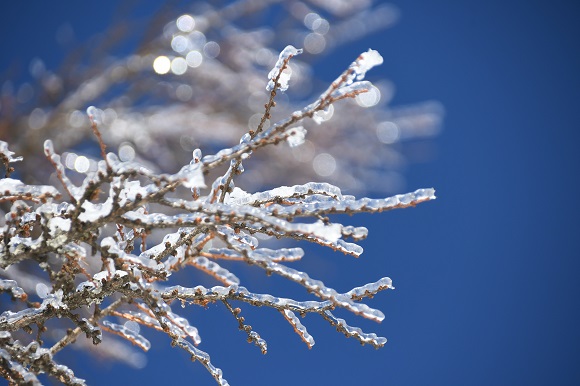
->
[
  {"left": 185, "top": 50, "right": 203, "bottom": 67},
  {"left": 176, "top": 14, "right": 195, "bottom": 32},
  {"left": 153, "top": 56, "right": 171, "bottom": 74},
  {"left": 312, "top": 18, "right": 330, "bottom": 34},
  {"left": 376, "top": 121, "right": 400, "bottom": 144},
  {"left": 124, "top": 320, "right": 141, "bottom": 334},
  {"left": 68, "top": 110, "right": 85, "bottom": 128},
  {"left": 28, "top": 108, "right": 47, "bottom": 130},
  {"left": 255, "top": 48, "right": 273, "bottom": 66},
  {"left": 171, "top": 57, "right": 188, "bottom": 75},
  {"left": 171, "top": 35, "right": 189, "bottom": 53},
  {"left": 74, "top": 156, "right": 90, "bottom": 173},
  {"left": 291, "top": 140, "right": 316, "bottom": 162},
  {"left": 356, "top": 86, "right": 381, "bottom": 107},
  {"left": 36, "top": 283, "right": 49, "bottom": 298},
  {"left": 313, "top": 153, "right": 336, "bottom": 176},
  {"left": 304, "top": 13, "right": 320, "bottom": 29},
  {"left": 176, "top": 84, "right": 193, "bottom": 101},
  {"left": 64, "top": 153, "right": 77, "bottom": 169},
  {"left": 119, "top": 143, "right": 136, "bottom": 162},
  {"left": 304, "top": 33, "right": 326, "bottom": 54},
  {"left": 189, "top": 31, "right": 207, "bottom": 49},
  {"left": 203, "top": 41, "right": 220, "bottom": 58}
]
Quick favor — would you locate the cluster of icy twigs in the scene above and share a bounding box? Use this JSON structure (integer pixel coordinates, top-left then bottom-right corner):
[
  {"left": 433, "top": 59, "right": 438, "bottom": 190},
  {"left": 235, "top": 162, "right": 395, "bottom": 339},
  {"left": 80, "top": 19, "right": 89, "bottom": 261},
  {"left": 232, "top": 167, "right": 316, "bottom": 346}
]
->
[{"left": 0, "top": 47, "right": 435, "bottom": 385}]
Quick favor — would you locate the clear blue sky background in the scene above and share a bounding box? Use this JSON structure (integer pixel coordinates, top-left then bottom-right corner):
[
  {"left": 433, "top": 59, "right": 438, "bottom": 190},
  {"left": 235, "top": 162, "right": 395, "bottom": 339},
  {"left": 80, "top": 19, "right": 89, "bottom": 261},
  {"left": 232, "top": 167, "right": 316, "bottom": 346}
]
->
[{"left": 1, "top": 1, "right": 579, "bottom": 385}]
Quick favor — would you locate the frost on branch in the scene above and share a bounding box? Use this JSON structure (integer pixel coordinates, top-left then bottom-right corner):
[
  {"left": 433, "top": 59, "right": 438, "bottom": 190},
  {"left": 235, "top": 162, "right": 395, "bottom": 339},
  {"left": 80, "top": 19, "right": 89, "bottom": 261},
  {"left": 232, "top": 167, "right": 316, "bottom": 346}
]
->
[{"left": 0, "top": 5, "right": 438, "bottom": 386}]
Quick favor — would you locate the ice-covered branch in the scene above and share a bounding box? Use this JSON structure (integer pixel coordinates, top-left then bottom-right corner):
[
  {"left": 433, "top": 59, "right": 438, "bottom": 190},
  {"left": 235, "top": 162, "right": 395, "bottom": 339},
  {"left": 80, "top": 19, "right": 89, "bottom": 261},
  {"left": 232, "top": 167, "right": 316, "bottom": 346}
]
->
[{"left": 0, "top": 6, "right": 438, "bottom": 384}]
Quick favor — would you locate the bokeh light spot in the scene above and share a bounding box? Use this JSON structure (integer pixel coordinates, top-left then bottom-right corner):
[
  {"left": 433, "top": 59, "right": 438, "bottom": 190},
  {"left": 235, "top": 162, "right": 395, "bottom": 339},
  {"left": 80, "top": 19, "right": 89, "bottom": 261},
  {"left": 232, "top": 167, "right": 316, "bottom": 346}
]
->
[
  {"left": 356, "top": 86, "right": 381, "bottom": 107},
  {"left": 376, "top": 121, "right": 400, "bottom": 144},
  {"left": 313, "top": 153, "right": 336, "bottom": 176},
  {"left": 304, "top": 33, "right": 326, "bottom": 54},
  {"left": 74, "top": 155, "right": 90, "bottom": 173},
  {"left": 176, "top": 84, "right": 193, "bottom": 101},
  {"left": 171, "top": 35, "right": 189, "bottom": 53},
  {"left": 203, "top": 41, "right": 220, "bottom": 58},
  {"left": 176, "top": 14, "right": 195, "bottom": 32},
  {"left": 153, "top": 56, "right": 171, "bottom": 74},
  {"left": 186, "top": 50, "right": 203, "bottom": 67},
  {"left": 119, "top": 143, "right": 136, "bottom": 162},
  {"left": 171, "top": 57, "right": 188, "bottom": 75}
]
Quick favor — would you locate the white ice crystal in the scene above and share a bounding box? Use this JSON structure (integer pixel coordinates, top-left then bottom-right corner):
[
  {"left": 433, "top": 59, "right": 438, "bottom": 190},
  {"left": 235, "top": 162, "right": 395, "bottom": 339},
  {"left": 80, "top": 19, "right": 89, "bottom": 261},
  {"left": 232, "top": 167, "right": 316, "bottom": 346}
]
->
[
  {"left": 266, "top": 45, "right": 303, "bottom": 92},
  {"left": 78, "top": 198, "right": 113, "bottom": 222},
  {"left": 48, "top": 217, "right": 71, "bottom": 237},
  {"left": 173, "top": 163, "right": 206, "bottom": 188},
  {"left": 304, "top": 221, "right": 342, "bottom": 242},
  {"left": 0, "top": 141, "right": 23, "bottom": 163},
  {"left": 355, "top": 49, "right": 384, "bottom": 81},
  {"left": 0, "top": 178, "right": 60, "bottom": 197},
  {"left": 286, "top": 126, "right": 307, "bottom": 147},
  {"left": 86, "top": 105, "right": 104, "bottom": 124}
]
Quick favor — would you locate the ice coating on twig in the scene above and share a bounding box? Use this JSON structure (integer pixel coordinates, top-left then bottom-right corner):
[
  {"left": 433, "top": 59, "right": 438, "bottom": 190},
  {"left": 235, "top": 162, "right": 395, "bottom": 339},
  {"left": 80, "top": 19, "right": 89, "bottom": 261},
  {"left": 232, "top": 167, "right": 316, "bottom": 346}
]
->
[
  {"left": 346, "top": 277, "right": 394, "bottom": 300},
  {"left": 0, "top": 141, "right": 23, "bottom": 163},
  {"left": 355, "top": 49, "right": 384, "bottom": 80},
  {"left": 266, "top": 45, "right": 303, "bottom": 92},
  {"left": 0, "top": 279, "right": 26, "bottom": 300},
  {"left": 331, "top": 80, "right": 373, "bottom": 99},
  {"left": 0, "top": 178, "right": 60, "bottom": 199},
  {"left": 86, "top": 106, "right": 103, "bottom": 125},
  {"left": 176, "top": 338, "right": 229, "bottom": 386},
  {"left": 101, "top": 320, "right": 151, "bottom": 351},
  {"left": 323, "top": 310, "right": 387, "bottom": 348},
  {"left": 281, "top": 309, "right": 315, "bottom": 348},
  {"left": 0, "top": 347, "right": 41, "bottom": 385},
  {"left": 226, "top": 182, "right": 343, "bottom": 205},
  {"left": 0, "top": 339, "right": 86, "bottom": 385},
  {"left": 0, "top": 290, "right": 67, "bottom": 331},
  {"left": 205, "top": 247, "right": 304, "bottom": 262},
  {"left": 286, "top": 126, "right": 307, "bottom": 147},
  {"left": 173, "top": 163, "right": 206, "bottom": 189},
  {"left": 0, "top": 37, "right": 437, "bottom": 385},
  {"left": 190, "top": 256, "right": 240, "bottom": 286}
]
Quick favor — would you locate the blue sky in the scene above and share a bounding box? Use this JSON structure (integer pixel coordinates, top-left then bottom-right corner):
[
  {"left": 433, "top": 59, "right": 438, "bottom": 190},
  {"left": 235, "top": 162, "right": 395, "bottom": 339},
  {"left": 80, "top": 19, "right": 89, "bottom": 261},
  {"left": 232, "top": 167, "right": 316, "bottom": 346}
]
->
[{"left": 1, "top": 1, "right": 579, "bottom": 385}]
